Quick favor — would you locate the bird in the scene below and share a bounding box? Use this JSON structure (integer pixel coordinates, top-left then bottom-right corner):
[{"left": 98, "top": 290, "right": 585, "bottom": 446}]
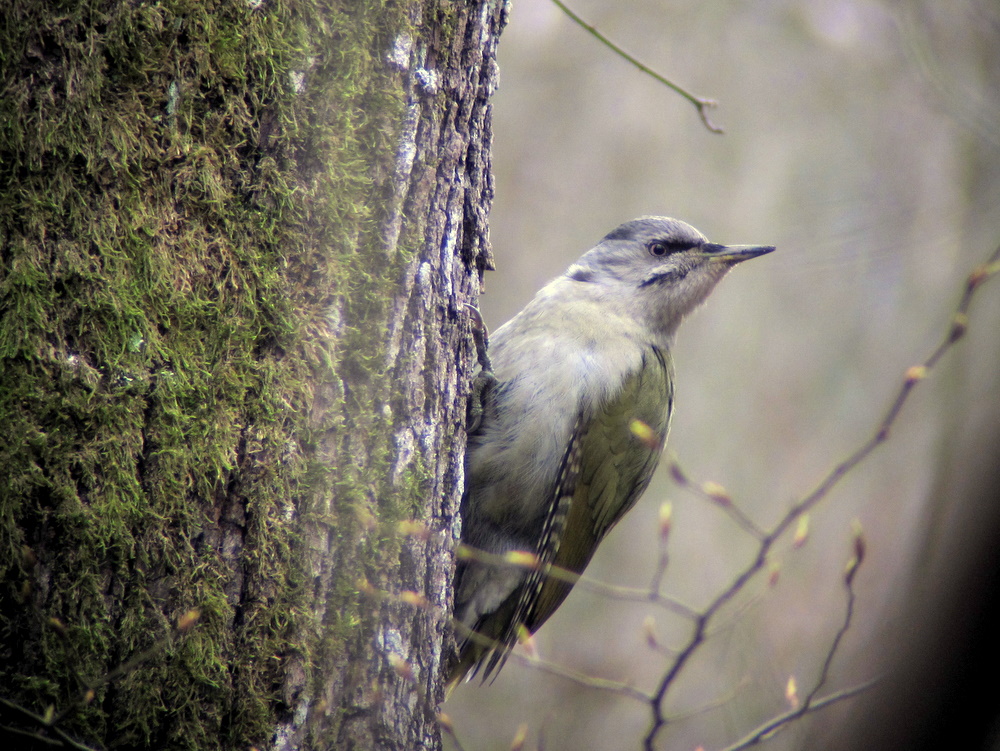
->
[{"left": 449, "top": 216, "right": 774, "bottom": 687}]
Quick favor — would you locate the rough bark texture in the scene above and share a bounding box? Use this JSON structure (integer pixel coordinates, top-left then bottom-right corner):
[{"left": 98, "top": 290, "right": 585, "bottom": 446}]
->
[{"left": 0, "top": 1, "right": 505, "bottom": 750}]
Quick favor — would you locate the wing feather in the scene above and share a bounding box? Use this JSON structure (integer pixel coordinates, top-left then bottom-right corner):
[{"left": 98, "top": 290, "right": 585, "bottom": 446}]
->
[{"left": 467, "top": 346, "right": 674, "bottom": 680}]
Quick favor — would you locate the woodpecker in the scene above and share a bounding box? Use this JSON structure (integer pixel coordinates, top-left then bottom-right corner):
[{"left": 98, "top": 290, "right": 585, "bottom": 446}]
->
[{"left": 450, "top": 216, "right": 774, "bottom": 685}]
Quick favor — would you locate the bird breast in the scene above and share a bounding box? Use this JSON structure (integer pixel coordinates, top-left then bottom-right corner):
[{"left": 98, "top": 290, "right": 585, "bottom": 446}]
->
[{"left": 467, "top": 295, "right": 652, "bottom": 534}]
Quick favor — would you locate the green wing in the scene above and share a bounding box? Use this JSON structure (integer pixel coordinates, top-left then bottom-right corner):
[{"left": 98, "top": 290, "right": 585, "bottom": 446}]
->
[
  {"left": 526, "top": 345, "right": 673, "bottom": 631},
  {"left": 469, "top": 346, "right": 673, "bottom": 680}
]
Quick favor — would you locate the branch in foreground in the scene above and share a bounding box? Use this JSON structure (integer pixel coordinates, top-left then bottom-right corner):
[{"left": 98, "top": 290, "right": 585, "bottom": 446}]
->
[
  {"left": 0, "top": 609, "right": 201, "bottom": 751},
  {"left": 454, "top": 543, "right": 699, "bottom": 619},
  {"left": 723, "top": 530, "right": 867, "bottom": 751},
  {"left": 642, "top": 241, "right": 1000, "bottom": 750},
  {"left": 434, "top": 244, "right": 999, "bottom": 749},
  {"left": 454, "top": 618, "right": 652, "bottom": 703},
  {"left": 719, "top": 679, "right": 879, "bottom": 751}
]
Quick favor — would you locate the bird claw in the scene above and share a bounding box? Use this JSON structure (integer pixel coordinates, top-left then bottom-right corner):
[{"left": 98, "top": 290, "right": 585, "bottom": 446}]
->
[{"left": 465, "top": 304, "right": 496, "bottom": 434}]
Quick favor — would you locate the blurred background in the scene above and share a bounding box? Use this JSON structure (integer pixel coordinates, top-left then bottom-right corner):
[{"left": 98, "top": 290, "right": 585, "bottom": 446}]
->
[{"left": 446, "top": 1, "right": 1000, "bottom": 749}]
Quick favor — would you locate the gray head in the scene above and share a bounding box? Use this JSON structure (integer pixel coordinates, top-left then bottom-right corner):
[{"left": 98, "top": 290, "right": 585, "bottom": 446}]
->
[{"left": 563, "top": 216, "right": 774, "bottom": 339}]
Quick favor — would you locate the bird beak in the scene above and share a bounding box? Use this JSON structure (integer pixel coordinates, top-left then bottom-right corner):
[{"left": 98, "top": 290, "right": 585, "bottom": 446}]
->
[{"left": 700, "top": 243, "right": 776, "bottom": 263}]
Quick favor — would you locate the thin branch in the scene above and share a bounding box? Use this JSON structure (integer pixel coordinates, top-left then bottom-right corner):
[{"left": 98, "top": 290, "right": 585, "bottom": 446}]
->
[
  {"left": 719, "top": 679, "right": 879, "bottom": 751},
  {"left": 667, "top": 463, "right": 767, "bottom": 540},
  {"left": 442, "top": 244, "right": 1000, "bottom": 747},
  {"left": 0, "top": 697, "right": 100, "bottom": 751},
  {"left": 51, "top": 610, "right": 201, "bottom": 726},
  {"left": 0, "top": 611, "right": 201, "bottom": 750},
  {"left": 724, "top": 537, "right": 865, "bottom": 750},
  {"left": 642, "top": 240, "right": 1000, "bottom": 750},
  {"left": 0, "top": 724, "right": 65, "bottom": 747},
  {"left": 549, "top": 0, "right": 724, "bottom": 133},
  {"left": 507, "top": 651, "right": 652, "bottom": 703},
  {"left": 451, "top": 614, "right": 652, "bottom": 702},
  {"left": 454, "top": 544, "right": 699, "bottom": 619},
  {"left": 438, "top": 713, "right": 469, "bottom": 751}
]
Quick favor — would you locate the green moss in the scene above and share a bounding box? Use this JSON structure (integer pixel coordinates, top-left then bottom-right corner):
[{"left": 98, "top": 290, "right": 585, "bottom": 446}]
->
[{"left": 0, "top": 0, "right": 421, "bottom": 748}]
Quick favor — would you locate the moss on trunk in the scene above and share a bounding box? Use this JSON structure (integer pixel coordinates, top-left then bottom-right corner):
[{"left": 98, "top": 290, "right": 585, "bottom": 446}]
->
[{"left": 0, "top": 0, "right": 497, "bottom": 747}]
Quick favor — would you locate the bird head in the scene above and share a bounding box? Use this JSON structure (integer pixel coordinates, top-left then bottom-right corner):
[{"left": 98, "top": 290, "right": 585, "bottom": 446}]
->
[{"left": 564, "top": 216, "right": 774, "bottom": 340}]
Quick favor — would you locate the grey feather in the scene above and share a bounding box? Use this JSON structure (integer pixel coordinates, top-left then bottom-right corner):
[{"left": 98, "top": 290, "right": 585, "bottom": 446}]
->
[{"left": 450, "top": 216, "right": 773, "bottom": 684}]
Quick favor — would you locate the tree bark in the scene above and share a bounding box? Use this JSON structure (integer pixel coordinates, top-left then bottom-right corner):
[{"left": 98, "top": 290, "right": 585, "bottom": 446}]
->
[{"left": 0, "top": 1, "right": 505, "bottom": 750}]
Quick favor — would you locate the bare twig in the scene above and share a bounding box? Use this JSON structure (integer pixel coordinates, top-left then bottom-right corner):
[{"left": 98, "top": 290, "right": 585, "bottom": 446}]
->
[
  {"left": 549, "top": 0, "right": 724, "bottom": 133},
  {"left": 723, "top": 533, "right": 867, "bottom": 750},
  {"left": 0, "top": 697, "right": 100, "bottom": 751},
  {"left": 455, "top": 544, "right": 699, "bottom": 619},
  {"left": 442, "top": 243, "right": 1000, "bottom": 749},
  {"left": 667, "top": 462, "right": 767, "bottom": 540},
  {"left": 508, "top": 651, "right": 652, "bottom": 703},
  {"left": 451, "top": 614, "right": 653, "bottom": 701},
  {"left": 438, "top": 711, "right": 469, "bottom": 751},
  {"left": 0, "top": 610, "right": 201, "bottom": 750},
  {"left": 719, "top": 679, "right": 879, "bottom": 751},
  {"left": 642, "top": 241, "right": 1000, "bottom": 750},
  {"left": 0, "top": 723, "right": 65, "bottom": 748}
]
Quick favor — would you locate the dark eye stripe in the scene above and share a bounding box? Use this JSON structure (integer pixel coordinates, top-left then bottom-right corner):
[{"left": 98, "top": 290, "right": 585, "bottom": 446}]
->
[
  {"left": 639, "top": 268, "right": 687, "bottom": 287},
  {"left": 648, "top": 239, "right": 696, "bottom": 257}
]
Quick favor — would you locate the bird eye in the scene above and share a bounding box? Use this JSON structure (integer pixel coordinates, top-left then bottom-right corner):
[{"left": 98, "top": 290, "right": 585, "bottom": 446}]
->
[{"left": 648, "top": 242, "right": 668, "bottom": 257}]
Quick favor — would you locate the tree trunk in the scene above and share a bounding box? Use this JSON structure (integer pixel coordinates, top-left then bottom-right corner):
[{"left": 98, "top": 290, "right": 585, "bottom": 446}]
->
[{"left": 0, "top": 1, "right": 505, "bottom": 750}]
